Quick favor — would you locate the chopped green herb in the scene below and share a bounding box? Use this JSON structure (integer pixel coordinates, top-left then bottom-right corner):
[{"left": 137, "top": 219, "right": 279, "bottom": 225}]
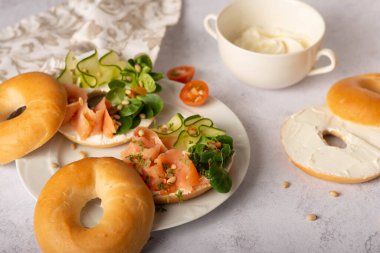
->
[
  {"left": 175, "top": 190, "right": 184, "bottom": 203},
  {"left": 163, "top": 163, "right": 170, "bottom": 171},
  {"left": 127, "top": 154, "right": 134, "bottom": 161}
]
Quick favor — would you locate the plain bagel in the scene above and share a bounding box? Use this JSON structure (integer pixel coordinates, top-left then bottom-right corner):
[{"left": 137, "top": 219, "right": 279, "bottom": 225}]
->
[
  {"left": 281, "top": 106, "right": 380, "bottom": 183},
  {"left": 34, "top": 157, "right": 155, "bottom": 253},
  {"left": 0, "top": 72, "right": 66, "bottom": 164},
  {"left": 327, "top": 73, "right": 380, "bottom": 126}
]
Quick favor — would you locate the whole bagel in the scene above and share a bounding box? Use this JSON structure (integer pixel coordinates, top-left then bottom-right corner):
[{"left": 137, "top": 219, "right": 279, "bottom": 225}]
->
[
  {"left": 0, "top": 72, "right": 66, "bottom": 164},
  {"left": 34, "top": 157, "right": 155, "bottom": 253},
  {"left": 327, "top": 73, "right": 380, "bottom": 126}
]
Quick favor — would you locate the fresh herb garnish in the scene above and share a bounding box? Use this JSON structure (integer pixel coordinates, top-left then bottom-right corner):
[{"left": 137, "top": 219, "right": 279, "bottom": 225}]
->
[
  {"left": 120, "top": 54, "right": 160, "bottom": 93},
  {"left": 162, "top": 163, "right": 170, "bottom": 171},
  {"left": 116, "top": 116, "right": 133, "bottom": 134},
  {"left": 119, "top": 98, "right": 143, "bottom": 117},
  {"left": 137, "top": 94, "right": 164, "bottom": 118},
  {"left": 175, "top": 190, "right": 184, "bottom": 203},
  {"left": 105, "top": 54, "right": 164, "bottom": 134},
  {"left": 189, "top": 135, "right": 234, "bottom": 193},
  {"left": 105, "top": 87, "right": 126, "bottom": 106}
]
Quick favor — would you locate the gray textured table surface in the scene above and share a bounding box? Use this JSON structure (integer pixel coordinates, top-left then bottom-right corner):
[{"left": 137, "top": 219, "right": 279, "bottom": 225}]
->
[{"left": 1, "top": 0, "right": 380, "bottom": 252}]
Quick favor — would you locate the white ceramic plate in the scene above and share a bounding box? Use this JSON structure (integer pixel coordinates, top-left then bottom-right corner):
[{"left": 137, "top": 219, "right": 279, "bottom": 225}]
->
[{"left": 16, "top": 79, "right": 250, "bottom": 231}]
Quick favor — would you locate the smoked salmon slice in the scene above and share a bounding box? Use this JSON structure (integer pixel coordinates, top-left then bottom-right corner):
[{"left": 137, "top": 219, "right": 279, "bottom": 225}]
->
[
  {"left": 70, "top": 104, "right": 96, "bottom": 140},
  {"left": 122, "top": 127, "right": 167, "bottom": 162},
  {"left": 63, "top": 83, "right": 87, "bottom": 103},
  {"left": 92, "top": 98, "right": 116, "bottom": 138},
  {"left": 62, "top": 84, "right": 117, "bottom": 139},
  {"left": 121, "top": 128, "right": 200, "bottom": 194},
  {"left": 62, "top": 83, "right": 88, "bottom": 124},
  {"left": 154, "top": 149, "right": 200, "bottom": 193},
  {"left": 63, "top": 101, "right": 82, "bottom": 124}
]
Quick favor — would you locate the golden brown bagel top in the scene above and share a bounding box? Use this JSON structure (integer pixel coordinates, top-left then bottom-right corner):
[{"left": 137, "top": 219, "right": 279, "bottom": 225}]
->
[
  {"left": 327, "top": 73, "right": 380, "bottom": 126},
  {"left": 34, "top": 157, "right": 155, "bottom": 253},
  {"left": 0, "top": 72, "right": 66, "bottom": 164}
]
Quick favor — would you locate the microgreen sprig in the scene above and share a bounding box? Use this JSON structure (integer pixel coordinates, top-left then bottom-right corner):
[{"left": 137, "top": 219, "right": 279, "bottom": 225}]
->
[{"left": 105, "top": 54, "right": 164, "bottom": 135}]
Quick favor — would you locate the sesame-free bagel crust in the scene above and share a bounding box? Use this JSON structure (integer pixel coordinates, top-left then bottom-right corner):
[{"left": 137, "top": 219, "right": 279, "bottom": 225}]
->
[
  {"left": 0, "top": 72, "right": 66, "bottom": 164},
  {"left": 327, "top": 73, "right": 380, "bottom": 126},
  {"left": 34, "top": 157, "right": 155, "bottom": 253}
]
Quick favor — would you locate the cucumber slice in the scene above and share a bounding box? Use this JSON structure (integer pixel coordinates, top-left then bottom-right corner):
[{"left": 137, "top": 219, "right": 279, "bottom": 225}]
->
[
  {"left": 173, "top": 130, "right": 201, "bottom": 151},
  {"left": 189, "top": 118, "right": 213, "bottom": 129},
  {"left": 76, "top": 50, "right": 119, "bottom": 88},
  {"left": 99, "top": 51, "right": 127, "bottom": 70},
  {"left": 99, "top": 51, "right": 127, "bottom": 81},
  {"left": 184, "top": 115, "right": 202, "bottom": 126},
  {"left": 76, "top": 50, "right": 99, "bottom": 88},
  {"left": 199, "top": 125, "right": 226, "bottom": 137},
  {"left": 157, "top": 114, "right": 225, "bottom": 150},
  {"left": 97, "top": 66, "right": 118, "bottom": 86},
  {"left": 155, "top": 113, "right": 184, "bottom": 136},
  {"left": 57, "top": 50, "right": 77, "bottom": 84},
  {"left": 167, "top": 113, "right": 184, "bottom": 133}
]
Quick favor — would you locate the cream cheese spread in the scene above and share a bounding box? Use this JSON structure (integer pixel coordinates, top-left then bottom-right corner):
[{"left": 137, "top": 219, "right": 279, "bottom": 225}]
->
[{"left": 234, "top": 26, "right": 309, "bottom": 54}]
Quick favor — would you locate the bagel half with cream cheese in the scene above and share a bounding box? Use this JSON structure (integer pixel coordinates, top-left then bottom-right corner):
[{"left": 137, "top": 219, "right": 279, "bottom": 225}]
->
[
  {"left": 57, "top": 50, "right": 164, "bottom": 148},
  {"left": 121, "top": 118, "right": 235, "bottom": 204},
  {"left": 281, "top": 106, "right": 380, "bottom": 183}
]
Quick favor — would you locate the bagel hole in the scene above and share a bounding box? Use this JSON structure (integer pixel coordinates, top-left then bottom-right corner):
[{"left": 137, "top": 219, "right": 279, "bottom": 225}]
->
[
  {"left": 80, "top": 198, "right": 103, "bottom": 229},
  {"left": 360, "top": 80, "right": 380, "bottom": 94},
  {"left": 322, "top": 131, "right": 347, "bottom": 149},
  {"left": 6, "top": 106, "right": 26, "bottom": 120}
]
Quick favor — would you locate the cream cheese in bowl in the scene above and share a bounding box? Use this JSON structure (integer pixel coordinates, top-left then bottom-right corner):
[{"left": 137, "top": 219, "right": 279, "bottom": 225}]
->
[{"left": 233, "top": 27, "right": 309, "bottom": 54}]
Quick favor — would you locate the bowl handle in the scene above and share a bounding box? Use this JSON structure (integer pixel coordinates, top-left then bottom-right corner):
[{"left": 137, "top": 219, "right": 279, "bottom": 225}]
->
[
  {"left": 307, "top": 48, "right": 336, "bottom": 76},
  {"left": 203, "top": 14, "right": 218, "bottom": 40}
]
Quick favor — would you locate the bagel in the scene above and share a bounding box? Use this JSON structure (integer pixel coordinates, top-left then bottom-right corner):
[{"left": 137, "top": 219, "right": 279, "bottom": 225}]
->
[
  {"left": 327, "top": 73, "right": 380, "bottom": 126},
  {"left": 34, "top": 157, "right": 155, "bottom": 253},
  {"left": 57, "top": 50, "right": 163, "bottom": 148},
  {"left": 0, "top": 72, "right": 66, "bottom": 164},
  {"left": 281, "top": 106, "right": 380, "bottom": 183},
  {"left": 122, "top": 127, "right": 234, "bottom": 204},
  {"left": 58, "top": 83, "right": 156, "bottom": 148}
]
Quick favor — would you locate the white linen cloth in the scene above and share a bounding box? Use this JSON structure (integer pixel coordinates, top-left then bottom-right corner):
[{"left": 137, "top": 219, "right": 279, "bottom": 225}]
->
[{"left": 0, "top": 0, "right": 181, "bottom": 81}]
